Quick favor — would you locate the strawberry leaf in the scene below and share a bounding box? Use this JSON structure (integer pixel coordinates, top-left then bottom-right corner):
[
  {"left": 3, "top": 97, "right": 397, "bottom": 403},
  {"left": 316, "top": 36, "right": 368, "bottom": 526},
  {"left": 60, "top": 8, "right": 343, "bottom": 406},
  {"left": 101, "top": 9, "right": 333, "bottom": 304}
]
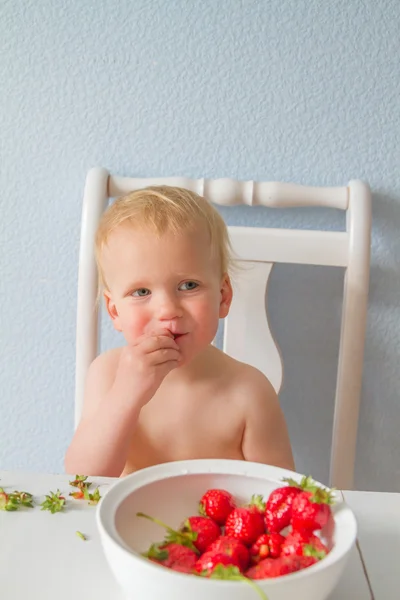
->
[
  {"left": 69, "top": 475, "right": 92, "bottom": 489},
  {"left": 250, "top": 494, "right": 266, "bottom": 511},
  {"left": 0, "top": 489, "right": 34, "bottom": 511},
  {"left": 40, "top": 490, "right": 66, "bottom": 514},
  {"left": 304, "top": 544, "right": 327, "bottom": 560},
  {"left": 9, "top": 491, "right": 34, "bottom": 508},
  {"left": 206, "top": 565, "right": 268, "bottom": 600},
  {"left": 198, "top": 501, "right": 207, "bottom": 517},
  {"left": 282, "top": 475, "right": 336, "bottom": 504},
  {"left": 143, "top": 543, "right": 169, "bottom": 561},
  {"left": 137, "top": 512, "right": 199, "bottom": 554},
  {"left": 83, "top": 486, "right": 101, "bottom": 505},
  {"left": 282, "top": 477, "right": 302, "bottom": 488},
  {"left": 209, "top": 564, "right": 242, "bottom": 579}
]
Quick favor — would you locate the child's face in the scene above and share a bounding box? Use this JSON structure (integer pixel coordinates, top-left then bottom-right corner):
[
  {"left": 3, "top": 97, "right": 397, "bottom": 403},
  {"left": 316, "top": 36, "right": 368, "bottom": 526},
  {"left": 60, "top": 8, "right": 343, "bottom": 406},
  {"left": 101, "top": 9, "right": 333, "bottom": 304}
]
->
[{"left": 101, "top": 223, "right": 232, "bottom": 365}]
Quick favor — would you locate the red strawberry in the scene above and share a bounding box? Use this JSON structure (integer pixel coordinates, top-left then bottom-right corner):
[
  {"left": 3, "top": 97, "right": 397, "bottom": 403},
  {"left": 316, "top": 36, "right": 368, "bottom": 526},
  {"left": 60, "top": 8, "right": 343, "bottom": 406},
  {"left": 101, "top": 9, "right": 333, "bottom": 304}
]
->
[
  {"left": 264, "top": 482, "right": 301, "bottom": 533},
  {"left": 290, "top": 477, "right": 334, "bottom": 532},
  {"left": 250, "top": 532, "right": 285, "bottom": 562},
  {"left": 206, "top": 537, "right": 250, "bottom": 572},
  {"left": 137, "top": 512, "right": 220, "bottom": 554},
  {"left": 281, "top": 529, "right": 328, "bottom": 558},
  {"left": 246, "top": 554, "right": 316, "bottom": 579},
  {"left": 225, "top": 495, "right": 266, "bottom": 546},
  {"left": 181, "top": 516, "right": 221, "bottom": 553},
  {"left": 296, "top": 554, "right": 321, "bottom": 569},
  {"left": 145, "top": 542, "right": 197, "bottom": 573},
  {"left": 246, "top": 556, "right": 296, "bottom": 579},
  {"left": 199, "top": 489, "right": 236, "bottom": 525},
  {"left": 195, "top": 551, "right": 239, "bottom": 575}
]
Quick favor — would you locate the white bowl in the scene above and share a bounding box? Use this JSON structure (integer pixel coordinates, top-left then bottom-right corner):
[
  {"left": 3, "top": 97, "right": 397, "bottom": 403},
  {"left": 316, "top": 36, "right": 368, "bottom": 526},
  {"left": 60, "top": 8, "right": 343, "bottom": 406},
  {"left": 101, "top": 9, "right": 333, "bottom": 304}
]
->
[{"left": 97, "top": 459, "right": 356, "bottom": 600}]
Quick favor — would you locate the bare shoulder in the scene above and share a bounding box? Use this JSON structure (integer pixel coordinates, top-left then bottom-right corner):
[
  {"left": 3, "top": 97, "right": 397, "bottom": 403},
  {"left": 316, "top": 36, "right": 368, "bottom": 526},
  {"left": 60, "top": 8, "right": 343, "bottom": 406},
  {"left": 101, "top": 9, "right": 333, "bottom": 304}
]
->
[
  {"left": 89, "top": 347, "right": 122, "bottom": 376},
  {"left": 218, "top": 353, "right": 295, "bottom": 471},
  {"left": 80, "top": 347, "right": 122, "bottom": 421},
  {"left": 218, "top": 352, "right": 276, "bottom": 400}
]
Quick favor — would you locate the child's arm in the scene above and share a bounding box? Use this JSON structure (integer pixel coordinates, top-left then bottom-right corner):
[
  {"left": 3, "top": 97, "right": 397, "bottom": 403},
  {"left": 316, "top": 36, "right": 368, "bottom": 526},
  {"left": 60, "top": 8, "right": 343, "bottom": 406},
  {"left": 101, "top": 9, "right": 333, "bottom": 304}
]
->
[
  {"left": 241, "top": 371, "right": 295, "bottom": 471},
  {"left": 64, "top": 332, "right": 180, "bottom": 477}
]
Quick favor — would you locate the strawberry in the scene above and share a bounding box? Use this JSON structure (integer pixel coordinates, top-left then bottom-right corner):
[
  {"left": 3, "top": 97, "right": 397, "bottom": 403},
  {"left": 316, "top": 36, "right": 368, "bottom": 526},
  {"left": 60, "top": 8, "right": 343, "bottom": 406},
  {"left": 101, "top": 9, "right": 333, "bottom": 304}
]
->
[
  {"left": 290, "top": 476, "right": 335, "bottom": 532},
  {"left": 250, "top": 532, "right": 285, "bottom": 562},
  {"left": 136, "top": 512, "right": 220, "bottom": 554},
  {"left": 69, "top": 490, "right": 85, "bottom": 499},
  {"left": 281, "top": 529, "right": 328, "bottom": 558},
  {"left": 145, "top": 542, "right": 197, "bottom": 573},
  {"left": 296, "top": 554, "right": 321, "bottom": 568},
  {"left": 264, "top": 482, "right": 301, "bottom": 533},
  {"left": 246, "top": 556, "right": 295, "bottom": 579},
  {"left": 225, "top": 495, "right": 265, "bottom": 546},
  {"left": 181, "top": 516, "right": 221, "bottom": 553},
  {"left": 207, "top": 536, "right": 250, "bottom": 571},
  {"left": 246, "top": 554, "right": 316, "bottom": 579},
  {"left": 199, "top": 489, "right": 236, "bottom": 525},
  {"left": 137, "top": 512, "right": 198, "bottom": 553},
  {"left": 195, "top": 551, "right": 239, "bottom": 575}
]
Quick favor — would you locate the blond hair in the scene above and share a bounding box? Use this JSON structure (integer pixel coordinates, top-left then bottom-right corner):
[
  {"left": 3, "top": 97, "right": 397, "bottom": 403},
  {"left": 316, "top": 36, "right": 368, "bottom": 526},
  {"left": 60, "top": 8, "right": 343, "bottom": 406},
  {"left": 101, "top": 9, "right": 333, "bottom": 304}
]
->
[{"left": 95, "top": 186, "right": 233, "bottom": 290}]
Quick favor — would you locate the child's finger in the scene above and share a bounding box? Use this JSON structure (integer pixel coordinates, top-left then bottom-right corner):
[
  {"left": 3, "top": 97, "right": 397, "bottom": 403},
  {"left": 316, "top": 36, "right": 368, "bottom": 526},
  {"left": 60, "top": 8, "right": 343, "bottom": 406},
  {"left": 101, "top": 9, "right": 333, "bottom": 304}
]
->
[
  {"left": 147, "top": 326, "right": 175, "bottom": 338},
  {"left": 148, "top": 348, "right": 181, "bottom": 365},
  {"left": 133, "top": 328, "right": 176, "bottom": 347}
]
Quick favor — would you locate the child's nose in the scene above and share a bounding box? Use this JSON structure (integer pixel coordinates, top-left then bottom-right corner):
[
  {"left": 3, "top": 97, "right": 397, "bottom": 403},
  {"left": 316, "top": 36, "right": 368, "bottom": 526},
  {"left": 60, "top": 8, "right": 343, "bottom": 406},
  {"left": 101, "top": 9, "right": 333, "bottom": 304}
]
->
[{"left": 156, "top": 294, "right": 183, "bottom": 321}]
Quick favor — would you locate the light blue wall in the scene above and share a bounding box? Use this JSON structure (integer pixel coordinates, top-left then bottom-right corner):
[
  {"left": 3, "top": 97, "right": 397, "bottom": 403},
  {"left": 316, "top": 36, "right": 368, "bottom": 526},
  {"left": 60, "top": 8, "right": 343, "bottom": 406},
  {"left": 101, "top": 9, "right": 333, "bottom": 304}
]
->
[{"left": 1, "top": 0, "right": 399, "bottom": 490}]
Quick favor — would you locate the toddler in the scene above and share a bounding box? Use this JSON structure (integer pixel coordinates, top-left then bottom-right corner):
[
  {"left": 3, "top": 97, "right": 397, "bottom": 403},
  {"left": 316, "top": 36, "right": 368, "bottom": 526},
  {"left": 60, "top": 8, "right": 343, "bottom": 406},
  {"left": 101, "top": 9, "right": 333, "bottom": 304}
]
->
[{"left": 65, "top": 186, "right": 294, "bottom": 476}]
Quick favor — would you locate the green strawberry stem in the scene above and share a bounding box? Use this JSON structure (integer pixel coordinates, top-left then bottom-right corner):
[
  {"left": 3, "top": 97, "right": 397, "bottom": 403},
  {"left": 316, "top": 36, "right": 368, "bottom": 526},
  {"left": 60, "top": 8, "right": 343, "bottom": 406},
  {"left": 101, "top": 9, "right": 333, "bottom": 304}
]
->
[
  {"left": 227, "top": 575, "right": 268, "bottom": 600},
  {"left": 136, "top": 512, "right": 199, "bottom": 554},
  {"left": 137, "top": 512, "right": 179, "bottom": 535},
  {"left": 207, "top": 565, "right": 268, "bottom": 600}
]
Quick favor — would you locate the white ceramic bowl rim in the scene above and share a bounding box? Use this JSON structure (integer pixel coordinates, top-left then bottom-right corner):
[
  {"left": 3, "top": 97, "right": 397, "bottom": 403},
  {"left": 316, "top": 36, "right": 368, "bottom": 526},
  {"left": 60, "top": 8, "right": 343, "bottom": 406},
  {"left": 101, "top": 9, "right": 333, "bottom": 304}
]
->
[{"left": 97, "top": 459, "right": 357, "bottom": 588}]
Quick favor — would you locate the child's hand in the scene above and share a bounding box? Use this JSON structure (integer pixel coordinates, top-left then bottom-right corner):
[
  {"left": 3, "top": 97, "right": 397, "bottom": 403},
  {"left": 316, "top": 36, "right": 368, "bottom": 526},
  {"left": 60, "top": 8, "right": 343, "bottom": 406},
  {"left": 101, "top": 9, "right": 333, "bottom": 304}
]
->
[{"left": 115, "top": 329, "right": 181, "bottom": 409}]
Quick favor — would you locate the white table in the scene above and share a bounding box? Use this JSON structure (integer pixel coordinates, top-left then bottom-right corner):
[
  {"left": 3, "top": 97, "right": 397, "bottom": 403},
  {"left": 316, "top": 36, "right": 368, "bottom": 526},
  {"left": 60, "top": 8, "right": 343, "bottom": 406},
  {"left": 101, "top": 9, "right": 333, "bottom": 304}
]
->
[{"left": 0, "top": 471, "right": 398, "bottom": 599}]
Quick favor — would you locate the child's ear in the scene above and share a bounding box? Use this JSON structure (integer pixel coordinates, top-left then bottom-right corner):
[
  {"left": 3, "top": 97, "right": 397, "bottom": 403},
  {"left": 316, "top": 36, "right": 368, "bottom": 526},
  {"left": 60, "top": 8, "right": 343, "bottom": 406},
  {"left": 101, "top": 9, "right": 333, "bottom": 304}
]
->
[
  {"left": 219, "top": 274, "right": 233, "bottom": 318},
  {"left": 104, "top": 291, "right": 123, "bottom": 332}
]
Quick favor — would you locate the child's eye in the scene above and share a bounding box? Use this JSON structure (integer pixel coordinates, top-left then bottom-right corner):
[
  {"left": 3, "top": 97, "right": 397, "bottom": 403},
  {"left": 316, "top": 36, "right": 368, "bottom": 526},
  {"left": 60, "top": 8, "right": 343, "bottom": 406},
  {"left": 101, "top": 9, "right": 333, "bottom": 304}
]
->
[
  {"left": 179, "top": 281, "right": 199, "bottom": 291},
  {"left": 132, "top": 288, "right": 151, "bottom": 297}
]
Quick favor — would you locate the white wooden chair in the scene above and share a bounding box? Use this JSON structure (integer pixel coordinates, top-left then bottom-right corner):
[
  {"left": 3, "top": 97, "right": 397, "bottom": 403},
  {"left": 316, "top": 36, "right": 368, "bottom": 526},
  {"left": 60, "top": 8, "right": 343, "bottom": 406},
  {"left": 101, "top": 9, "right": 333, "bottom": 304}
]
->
[{"left": 75, "top": 167, "right": 371, "bottom": 490}]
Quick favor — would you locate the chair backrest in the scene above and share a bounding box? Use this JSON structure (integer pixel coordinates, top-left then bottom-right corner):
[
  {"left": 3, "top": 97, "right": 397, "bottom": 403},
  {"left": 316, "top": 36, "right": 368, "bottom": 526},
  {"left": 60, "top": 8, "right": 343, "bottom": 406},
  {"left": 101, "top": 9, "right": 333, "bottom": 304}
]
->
[{"left": 75, "top": 168, "right": 371, "bottom": 490}]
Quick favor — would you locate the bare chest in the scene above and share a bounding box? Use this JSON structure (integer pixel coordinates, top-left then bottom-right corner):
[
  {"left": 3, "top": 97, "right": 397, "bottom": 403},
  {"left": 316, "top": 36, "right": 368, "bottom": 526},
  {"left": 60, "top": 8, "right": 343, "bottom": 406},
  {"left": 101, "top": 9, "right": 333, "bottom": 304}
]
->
[{"left": 123, "top": 387, "right": 245, "bottom": 473}]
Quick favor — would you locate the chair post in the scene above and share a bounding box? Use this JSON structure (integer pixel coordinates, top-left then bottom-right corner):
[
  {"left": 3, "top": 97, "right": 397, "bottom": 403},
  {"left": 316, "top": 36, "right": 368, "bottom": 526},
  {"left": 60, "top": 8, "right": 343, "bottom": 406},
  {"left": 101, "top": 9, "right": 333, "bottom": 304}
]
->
[
  {"left": 329, "top": 180, "right": 371, "bottom": 489},
  {"left": 75, "top": 167, "right": 110, "bottom": 428}
]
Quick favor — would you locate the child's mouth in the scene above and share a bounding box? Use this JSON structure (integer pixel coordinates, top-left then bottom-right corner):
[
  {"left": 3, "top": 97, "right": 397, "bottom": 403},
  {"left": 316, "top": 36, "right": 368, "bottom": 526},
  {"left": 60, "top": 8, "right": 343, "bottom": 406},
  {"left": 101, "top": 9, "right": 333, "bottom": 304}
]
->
[{"left": 173, "top": 333, "right": 185, "bottom": 340}]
